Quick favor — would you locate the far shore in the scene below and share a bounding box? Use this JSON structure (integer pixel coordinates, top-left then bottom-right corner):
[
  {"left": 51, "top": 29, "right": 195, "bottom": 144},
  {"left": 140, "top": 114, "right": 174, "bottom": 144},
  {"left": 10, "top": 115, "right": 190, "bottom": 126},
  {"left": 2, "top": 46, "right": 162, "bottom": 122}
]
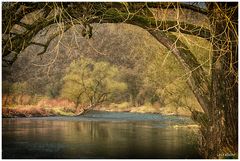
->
[{"left": 2, "top": 104, "right": 192, "bottom": 118}]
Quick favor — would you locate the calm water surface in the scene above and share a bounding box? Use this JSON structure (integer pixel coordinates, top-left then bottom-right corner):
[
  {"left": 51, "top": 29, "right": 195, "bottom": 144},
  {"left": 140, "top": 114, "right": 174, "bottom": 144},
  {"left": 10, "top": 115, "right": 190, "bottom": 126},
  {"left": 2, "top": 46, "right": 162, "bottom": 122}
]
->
[{"left": 2, "top": 111, "right": 201, "bottom": 159}]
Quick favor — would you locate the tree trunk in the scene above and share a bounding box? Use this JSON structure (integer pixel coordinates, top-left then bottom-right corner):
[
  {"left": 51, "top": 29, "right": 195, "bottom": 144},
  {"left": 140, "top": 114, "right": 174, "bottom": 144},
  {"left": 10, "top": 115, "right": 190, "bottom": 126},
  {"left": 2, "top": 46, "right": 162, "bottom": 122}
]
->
[
  {"left": 149, "top": 30, "right": 210, "bottom": 114},
  {"left": 200, "top": 2, "right": 238, "bottom": 158}
]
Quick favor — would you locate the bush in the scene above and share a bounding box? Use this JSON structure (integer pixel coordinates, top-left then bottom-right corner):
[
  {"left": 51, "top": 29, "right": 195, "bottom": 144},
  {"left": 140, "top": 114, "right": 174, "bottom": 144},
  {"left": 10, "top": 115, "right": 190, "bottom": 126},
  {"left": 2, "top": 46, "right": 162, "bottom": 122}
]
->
[{"left": 62, "top": 106, "right": 76, "bottom": 113}]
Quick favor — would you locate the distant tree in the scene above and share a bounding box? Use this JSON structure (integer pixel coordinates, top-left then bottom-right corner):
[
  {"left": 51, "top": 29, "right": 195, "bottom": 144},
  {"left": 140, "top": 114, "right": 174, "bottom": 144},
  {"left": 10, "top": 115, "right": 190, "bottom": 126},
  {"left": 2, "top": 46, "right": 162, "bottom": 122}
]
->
[
  {"left": 61, "top": 57, "right": 127, "bottom": 109},
  {"left": 121, "top": 69, "right": 142, "bottom": 106},
  {"left": 2, "top": 81, "right": 13, "bottom": 106},
  {"left": 11, "top": 82, "right": 29, "bottom": 95},
  {"left": 9, "top": 81, "right": 32, "bottom": 104},
  {"left": 45, "top": 77, "right": 63, "bottom": 99},
  {"left": 2, "top": 81, "right": 12, "bottom": 95}
]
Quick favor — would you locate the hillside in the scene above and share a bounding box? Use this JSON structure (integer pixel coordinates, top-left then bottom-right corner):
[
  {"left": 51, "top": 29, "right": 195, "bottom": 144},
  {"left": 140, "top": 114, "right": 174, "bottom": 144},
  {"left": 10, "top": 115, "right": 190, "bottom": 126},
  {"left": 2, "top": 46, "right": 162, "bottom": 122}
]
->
[{"left": 3, "top": 23, "right": 211, "bottom": 116}]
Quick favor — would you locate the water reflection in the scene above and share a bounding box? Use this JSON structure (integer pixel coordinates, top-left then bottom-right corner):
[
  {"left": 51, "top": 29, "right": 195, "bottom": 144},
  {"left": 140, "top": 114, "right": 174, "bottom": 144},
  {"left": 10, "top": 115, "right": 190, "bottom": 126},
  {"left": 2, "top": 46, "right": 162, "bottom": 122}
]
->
[{"left": 3, "top": 113, "right": 201, "bottom": 159}]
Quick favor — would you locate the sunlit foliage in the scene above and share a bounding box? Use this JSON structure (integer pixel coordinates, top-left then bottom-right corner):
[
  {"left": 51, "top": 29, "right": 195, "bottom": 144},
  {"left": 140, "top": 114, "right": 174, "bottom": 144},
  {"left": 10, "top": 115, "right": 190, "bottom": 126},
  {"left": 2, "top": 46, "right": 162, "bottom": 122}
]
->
[{"left": 61, "top": 57, "right": 127, "bottom": 107}]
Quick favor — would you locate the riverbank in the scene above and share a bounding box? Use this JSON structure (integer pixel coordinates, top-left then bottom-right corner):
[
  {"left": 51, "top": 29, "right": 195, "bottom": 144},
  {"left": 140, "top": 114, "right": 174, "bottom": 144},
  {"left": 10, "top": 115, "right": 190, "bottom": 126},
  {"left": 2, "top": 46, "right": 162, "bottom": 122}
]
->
[
  {"left": 2, "top": 97, "right": 195, "bottom": 118},
  {"left": 2, "top": 106, "right": 77, "bottom": 118},
  {"left": 2, "top": 98, "right": 86, "bottom": 118},
  {"left": 2, "top": 105, "right": 192, "bottom": 118},
  {"left": 93, "top": 102, "right": 192, "bottom": 116}
]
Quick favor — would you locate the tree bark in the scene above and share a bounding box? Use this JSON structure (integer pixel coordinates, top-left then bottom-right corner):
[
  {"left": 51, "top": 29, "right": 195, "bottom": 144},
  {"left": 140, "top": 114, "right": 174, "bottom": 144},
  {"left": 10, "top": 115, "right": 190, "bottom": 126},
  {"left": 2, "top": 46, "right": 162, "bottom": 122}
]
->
[{"left": 199, "top": 2, "right": 238, "bottom": 158}]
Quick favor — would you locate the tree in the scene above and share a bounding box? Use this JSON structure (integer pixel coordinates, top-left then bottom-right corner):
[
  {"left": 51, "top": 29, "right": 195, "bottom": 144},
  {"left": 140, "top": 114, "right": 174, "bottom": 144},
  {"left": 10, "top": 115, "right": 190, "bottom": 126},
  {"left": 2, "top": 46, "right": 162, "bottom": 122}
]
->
[
  {"left": 199, "top": 2, "right": 238, "bottom": 158},
  {"left": 11, "top": 81, "right": 30, "bottom": 94},
  {"left": 2, "top": 81, "right": 13, "bottom": 106},
  {"left": 121, "top": 68, "right": 143, "bottom": 106},
  {"left": 45, "top": 76, "right": 63, "bottom": 99},
  {"left": 6, "top": 81, "right": 31, "bottom": 105},
  {"left": 61, "top": 57, "right": 127, "bottom": 109}
]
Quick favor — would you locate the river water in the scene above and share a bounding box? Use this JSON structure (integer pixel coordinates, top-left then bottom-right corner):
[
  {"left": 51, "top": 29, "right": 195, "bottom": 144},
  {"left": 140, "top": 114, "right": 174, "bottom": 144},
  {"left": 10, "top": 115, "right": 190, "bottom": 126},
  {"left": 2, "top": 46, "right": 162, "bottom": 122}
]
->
[{"left": 2, "top": 111, "right": 202, "bottom": 159}]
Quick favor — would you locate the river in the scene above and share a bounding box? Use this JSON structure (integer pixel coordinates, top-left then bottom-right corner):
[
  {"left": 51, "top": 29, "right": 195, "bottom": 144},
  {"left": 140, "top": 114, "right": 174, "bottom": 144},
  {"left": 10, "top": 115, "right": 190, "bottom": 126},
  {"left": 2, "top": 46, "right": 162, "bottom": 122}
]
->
[{"left": 2, "top": 111, "right": 202, "bottom": 159}]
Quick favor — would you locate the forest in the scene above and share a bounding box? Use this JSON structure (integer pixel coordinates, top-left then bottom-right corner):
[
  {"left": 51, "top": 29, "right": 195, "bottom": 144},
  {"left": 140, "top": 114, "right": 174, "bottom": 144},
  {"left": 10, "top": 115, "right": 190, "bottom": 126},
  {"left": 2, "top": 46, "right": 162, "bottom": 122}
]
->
[{"left": 2, "top": 2, "right": 238, "bottom": 159}]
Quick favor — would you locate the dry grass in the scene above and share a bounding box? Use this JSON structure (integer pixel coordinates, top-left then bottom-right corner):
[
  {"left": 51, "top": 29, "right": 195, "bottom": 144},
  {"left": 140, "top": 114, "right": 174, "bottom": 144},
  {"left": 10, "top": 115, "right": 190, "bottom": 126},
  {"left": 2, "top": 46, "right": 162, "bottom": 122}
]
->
[
  {"left": 96, "top": 102, "right": 192, "bottom": 116},
  {"left": 2, "top": 106, "right": 51, "bottom": 117},
  {"left": 130, "top": 105, "right": 160, "bottom": 114},
  {"left": 37, "top": 98, "right": 75, "bottom": 108},
  {"left": 2, "top": 97, "right": 78, "bottom": 118}
]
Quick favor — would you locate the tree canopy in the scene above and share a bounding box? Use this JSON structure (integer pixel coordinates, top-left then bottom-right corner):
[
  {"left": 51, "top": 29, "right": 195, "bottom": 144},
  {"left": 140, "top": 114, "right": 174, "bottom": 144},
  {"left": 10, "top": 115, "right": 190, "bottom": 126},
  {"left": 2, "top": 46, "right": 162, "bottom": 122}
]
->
[{"left": 61, "top": 57, "right": 127, "bottom": 108}]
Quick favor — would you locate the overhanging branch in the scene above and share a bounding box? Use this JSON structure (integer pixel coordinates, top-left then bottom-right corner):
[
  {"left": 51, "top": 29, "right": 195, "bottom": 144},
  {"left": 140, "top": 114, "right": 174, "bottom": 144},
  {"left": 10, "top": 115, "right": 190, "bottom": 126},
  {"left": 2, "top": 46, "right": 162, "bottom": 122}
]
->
[
  {"left": 2, "top": 2, "right": 212, "bottom": 67},
  {"left": 149, "top": 30, "right": 210, "bottom": 114}
]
